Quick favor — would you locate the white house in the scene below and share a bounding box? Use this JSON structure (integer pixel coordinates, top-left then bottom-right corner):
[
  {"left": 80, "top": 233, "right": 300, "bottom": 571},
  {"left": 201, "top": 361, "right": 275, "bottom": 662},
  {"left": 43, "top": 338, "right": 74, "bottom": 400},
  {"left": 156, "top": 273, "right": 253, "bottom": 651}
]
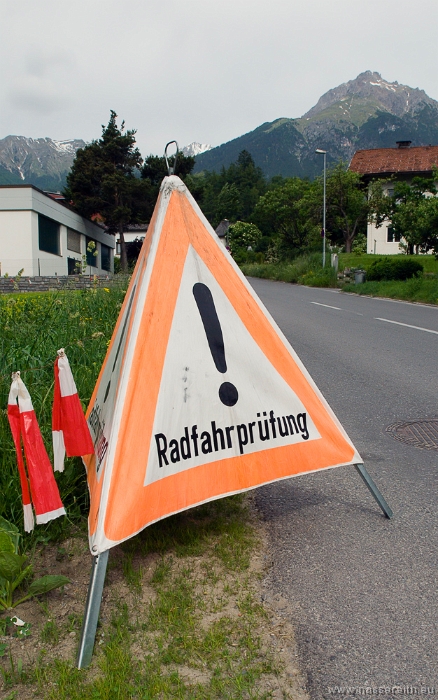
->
[
  {"left": 114, "top": 223, "right": 148, "bottom": 256},
  {"left": 0, "top": 185, "right": 115, "bottom": 277},
  {"left": 349, "top": 141, "right": 438, "bottom": 254}
]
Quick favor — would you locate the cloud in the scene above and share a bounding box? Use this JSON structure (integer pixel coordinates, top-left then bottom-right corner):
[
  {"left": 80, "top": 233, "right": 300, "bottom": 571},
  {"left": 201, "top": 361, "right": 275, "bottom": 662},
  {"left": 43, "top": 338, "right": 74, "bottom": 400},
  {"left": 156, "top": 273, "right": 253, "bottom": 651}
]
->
[
  {"left": 9, "top": 75, "right": 67, "bottom": 114},
  {"left": 6, "top": 47, "right": 72, "bottom": 115},
  {"left": 0, "top": 0, "right": 437, "bottom": 152},
  {"left": 25, "top": 48, "right": 72, "bottom": 78}
]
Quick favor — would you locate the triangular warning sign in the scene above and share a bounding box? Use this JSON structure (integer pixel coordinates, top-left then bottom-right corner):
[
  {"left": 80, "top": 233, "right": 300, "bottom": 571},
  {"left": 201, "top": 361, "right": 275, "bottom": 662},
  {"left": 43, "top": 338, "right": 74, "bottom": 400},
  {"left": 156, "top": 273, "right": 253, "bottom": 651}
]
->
[{"left": 83, "top": 176, "right": 361, "bottom": 554}]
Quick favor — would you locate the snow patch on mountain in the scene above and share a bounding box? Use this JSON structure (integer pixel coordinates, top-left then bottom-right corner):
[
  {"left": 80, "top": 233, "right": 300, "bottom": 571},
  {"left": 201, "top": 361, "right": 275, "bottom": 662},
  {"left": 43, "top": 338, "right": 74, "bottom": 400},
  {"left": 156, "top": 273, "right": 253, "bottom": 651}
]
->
[
  {"left": 182, "top": 142, "right": 212, "bottom": 157},
  {"left": 53, "top": 140, "right": 78, "bottom": 154}
]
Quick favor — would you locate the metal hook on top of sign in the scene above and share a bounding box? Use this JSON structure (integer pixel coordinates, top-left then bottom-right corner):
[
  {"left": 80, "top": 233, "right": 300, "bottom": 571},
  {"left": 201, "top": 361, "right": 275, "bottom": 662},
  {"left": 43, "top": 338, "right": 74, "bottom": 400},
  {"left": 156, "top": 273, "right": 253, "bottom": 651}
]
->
[{"left": 164, "top": 140, "right": 179, "bottom": 176}]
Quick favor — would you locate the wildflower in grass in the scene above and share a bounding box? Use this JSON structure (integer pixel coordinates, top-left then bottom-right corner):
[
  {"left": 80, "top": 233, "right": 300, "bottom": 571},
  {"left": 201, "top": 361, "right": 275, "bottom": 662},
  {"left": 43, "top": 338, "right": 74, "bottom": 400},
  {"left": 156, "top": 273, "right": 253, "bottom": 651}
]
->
[{"left": 103, "top": 288, "right": 110, "bottom": 293}]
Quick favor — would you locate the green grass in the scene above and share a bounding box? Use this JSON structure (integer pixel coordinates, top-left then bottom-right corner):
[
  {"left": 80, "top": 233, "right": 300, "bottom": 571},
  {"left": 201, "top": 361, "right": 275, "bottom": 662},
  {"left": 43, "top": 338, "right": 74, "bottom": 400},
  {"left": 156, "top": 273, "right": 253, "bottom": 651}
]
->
[
  {"left": 241, "top": 252, "right": 338, "bottom": 288},
  {"left": 339, "top": 253, "right": 438, "bottom": 303},
  {"left": 40, "top": 619, "right": 60, "bottom": 646},
  {"left": 343, "top": 275, "right": 438, "bottom": 304},
  {"left": 9, "top": 496, "right": 285, "bottom": 700},
  {"left": 0, "top": 282, "right": 128, "bottom": 541},
  {"left": 339, "top": 252, "right": 438, "bottom": 274},
  {"left": 0, "top": 284, "right": 296, "bottom": 699},
  {"left": 241, "top": 252, "right": 438, "bottom": 305}
]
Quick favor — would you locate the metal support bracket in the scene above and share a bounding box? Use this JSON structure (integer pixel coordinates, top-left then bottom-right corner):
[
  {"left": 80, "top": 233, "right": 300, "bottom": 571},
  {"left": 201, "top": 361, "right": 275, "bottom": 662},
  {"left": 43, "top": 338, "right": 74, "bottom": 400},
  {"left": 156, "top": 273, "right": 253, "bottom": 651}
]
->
[
  {"left": 77, "top": 549, "right": 109, "bottom": 669},
  {"left": 355, "top": 463, "right": 393, "bottom": 519},
  {"left": 164, "top": 140, "right": 179, "bottom": 175}
]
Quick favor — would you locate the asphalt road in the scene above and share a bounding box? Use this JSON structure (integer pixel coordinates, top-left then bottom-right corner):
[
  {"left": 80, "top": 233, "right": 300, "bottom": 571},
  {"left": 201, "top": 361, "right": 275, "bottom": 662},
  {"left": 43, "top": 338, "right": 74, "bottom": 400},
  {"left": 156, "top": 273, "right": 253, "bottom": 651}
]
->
[{"left": 248, "top": 279, "right": 438, "bottom": 699}]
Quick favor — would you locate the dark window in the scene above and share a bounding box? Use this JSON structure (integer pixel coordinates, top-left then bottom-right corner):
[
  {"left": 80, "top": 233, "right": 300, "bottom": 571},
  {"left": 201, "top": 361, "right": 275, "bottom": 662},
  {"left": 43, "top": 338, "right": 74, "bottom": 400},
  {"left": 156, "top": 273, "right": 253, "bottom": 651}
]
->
[
  {"left": 86, "top": 237, "right": 98, "bottom": 267},
  {"left": 67, "top": 257, "right": 78, "bottom": 275},
  {"left": 38, "top": 214, "right": 60, "bottom": 255},
  {"left": 101, "top": 244, "right": 111, "bottom": 272},
  {"left": 67, "top": 228, "right": 81, "bottom": 253},
  {"left": 388, "top": 227, "right": 401, "bottom": 242}
]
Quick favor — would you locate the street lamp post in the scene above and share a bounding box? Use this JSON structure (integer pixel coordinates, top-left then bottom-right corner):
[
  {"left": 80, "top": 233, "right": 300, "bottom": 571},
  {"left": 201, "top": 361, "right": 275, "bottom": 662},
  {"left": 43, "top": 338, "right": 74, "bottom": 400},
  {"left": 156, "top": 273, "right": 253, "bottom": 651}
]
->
[{"left": 315, "top": 149, "right": 327, "bottom": 267}]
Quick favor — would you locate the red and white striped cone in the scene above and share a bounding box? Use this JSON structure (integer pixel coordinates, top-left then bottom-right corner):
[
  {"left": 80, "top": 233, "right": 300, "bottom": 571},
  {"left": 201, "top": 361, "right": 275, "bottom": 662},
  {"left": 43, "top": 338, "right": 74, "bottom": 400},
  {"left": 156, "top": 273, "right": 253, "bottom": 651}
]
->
[
  {"left": 52, "top": 349, "right": 94, "bottom": 472},
  {"left": 7, "top": 372, "right": 66, "bottom": 530}
]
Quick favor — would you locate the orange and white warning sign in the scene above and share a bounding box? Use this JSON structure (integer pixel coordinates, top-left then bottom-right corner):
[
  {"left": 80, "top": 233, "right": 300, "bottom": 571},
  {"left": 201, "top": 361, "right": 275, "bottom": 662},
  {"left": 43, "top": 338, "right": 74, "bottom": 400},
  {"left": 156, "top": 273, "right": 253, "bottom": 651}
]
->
[{"left": 83, "top": 176, "right": 361, "bottom": 554}]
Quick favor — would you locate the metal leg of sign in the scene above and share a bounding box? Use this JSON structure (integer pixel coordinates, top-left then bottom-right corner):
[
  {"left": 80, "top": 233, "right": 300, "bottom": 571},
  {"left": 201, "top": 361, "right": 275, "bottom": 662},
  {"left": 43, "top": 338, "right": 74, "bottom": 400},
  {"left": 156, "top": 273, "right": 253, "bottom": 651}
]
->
[
  {"left": 77, "top": 550, "right": 109, "bottom": 669},
  {"left": 354, "top": 463, "right": 393, "bottom": 519}
]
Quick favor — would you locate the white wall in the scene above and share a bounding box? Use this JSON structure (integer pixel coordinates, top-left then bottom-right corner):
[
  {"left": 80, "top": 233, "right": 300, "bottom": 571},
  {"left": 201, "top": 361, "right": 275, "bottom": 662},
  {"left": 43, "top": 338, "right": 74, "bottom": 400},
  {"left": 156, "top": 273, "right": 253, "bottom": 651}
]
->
[
  {"left": 366, "top": 178, "right": 438, "bottom": 255},
  {"left": 0, "top": 210, "right": 35, "bottom": 276},
  {"left": 367, "top": 220, "right": 403, "bottom": 255}
]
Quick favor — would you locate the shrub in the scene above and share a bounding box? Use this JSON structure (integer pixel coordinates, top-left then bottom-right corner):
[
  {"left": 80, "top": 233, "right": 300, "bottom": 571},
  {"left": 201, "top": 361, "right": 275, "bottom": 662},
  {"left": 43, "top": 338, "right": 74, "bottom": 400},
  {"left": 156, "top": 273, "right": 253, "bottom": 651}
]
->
[
  {"left": 352, "top": 233, "right": 367, "bottom": 254},
  {"left": 228, "top": 222, "right": 262, "bottom": 256},
  {"left": 367, "top": 257, "right": 423, "bottom": 281},
  {"left": 241, "top": 252, "right": 338, "bottom": 288}
]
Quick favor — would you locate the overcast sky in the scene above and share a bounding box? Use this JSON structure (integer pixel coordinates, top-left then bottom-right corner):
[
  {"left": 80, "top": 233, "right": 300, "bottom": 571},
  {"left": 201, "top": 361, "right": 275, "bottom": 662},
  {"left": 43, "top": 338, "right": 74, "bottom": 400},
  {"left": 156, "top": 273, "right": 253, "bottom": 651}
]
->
[{"left": 1, "top": 0, "right": 437, "bottom": 157}]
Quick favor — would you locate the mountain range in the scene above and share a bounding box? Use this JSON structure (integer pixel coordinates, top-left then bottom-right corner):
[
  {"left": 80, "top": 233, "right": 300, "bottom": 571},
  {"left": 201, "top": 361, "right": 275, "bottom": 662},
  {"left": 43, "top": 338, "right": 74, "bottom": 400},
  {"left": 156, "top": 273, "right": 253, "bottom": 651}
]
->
[
  {"left": 0, "top": 136, "right": 86, "bottom": 191},
  {"left": 2, "top": 71, "right": 438, "bottom": 188},
  {"left": 193, "top": 71, "right": 438, "bottom": 178}
]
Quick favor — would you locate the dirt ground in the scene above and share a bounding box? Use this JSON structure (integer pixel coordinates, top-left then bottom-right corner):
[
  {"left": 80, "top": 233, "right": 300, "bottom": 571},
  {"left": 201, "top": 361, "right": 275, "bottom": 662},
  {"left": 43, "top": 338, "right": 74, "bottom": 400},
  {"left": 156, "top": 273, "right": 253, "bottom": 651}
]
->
[{"left": 1, "top": 507, "right": 309, "bottom": 700}]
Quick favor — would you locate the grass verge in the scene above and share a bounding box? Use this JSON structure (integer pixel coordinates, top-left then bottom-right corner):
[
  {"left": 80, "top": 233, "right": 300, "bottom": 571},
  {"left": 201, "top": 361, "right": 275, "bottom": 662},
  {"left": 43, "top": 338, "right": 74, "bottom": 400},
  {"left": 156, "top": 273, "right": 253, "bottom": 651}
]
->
[
  {"left": 338, "top": 253, "right": 438, "bottom": 274},
  {"left": 241, "top": 253, "right": 438, "bottom": 304},
  {"left": 0, "top": 495, "right": 307, "bottom": 700},
  {"left": 342, "top": 276, "right": 438, "bottom": 304},
  {"left": 241, "top": 254, "right": 337, "bottom": 288}
]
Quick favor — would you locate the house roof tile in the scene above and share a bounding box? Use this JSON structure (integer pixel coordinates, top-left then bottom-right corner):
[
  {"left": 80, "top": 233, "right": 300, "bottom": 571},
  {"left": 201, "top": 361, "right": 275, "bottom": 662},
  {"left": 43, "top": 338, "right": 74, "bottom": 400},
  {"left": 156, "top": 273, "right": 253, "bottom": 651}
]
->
[{"left": 349, "top": 145, "right": 438, "bottom": 177}]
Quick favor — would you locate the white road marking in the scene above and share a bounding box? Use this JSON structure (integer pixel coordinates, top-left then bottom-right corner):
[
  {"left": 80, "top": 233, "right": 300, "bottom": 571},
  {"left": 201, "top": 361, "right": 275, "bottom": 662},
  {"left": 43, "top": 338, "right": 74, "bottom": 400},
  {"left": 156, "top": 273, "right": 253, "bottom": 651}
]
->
[
  {"left": 311, "top": 302, "right": 342, "bottom": 310},
  {"left": 375, "top": 318, "right": 438, "bottom": 335}
]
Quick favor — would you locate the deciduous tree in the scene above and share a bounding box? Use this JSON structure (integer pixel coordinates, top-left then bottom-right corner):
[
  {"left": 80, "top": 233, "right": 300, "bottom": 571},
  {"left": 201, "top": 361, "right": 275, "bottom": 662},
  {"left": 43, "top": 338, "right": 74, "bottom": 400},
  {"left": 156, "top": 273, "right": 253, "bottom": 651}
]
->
[
  {"left": 315, "top": 164, "right": 369, "bottom": 253},
  {"left": 253, "top": 178, "right": 318, "bottom": 255},
  {"left": 368, "top": 174, "right": 438, "bottom": 254}
]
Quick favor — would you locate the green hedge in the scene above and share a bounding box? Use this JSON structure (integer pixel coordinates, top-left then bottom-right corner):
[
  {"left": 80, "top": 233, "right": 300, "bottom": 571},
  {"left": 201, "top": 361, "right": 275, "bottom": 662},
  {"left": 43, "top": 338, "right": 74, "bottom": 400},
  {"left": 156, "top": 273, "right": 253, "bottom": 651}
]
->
[{"left": 367, "top": 257, "right": 423, "bottom": 281}]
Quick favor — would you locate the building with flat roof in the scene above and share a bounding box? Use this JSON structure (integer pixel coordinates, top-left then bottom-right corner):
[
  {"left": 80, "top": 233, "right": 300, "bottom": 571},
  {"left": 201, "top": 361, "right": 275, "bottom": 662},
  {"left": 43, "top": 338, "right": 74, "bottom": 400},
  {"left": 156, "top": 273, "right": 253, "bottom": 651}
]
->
[{"left": 0, "top": 185, "right": 115, "bottom": 277}]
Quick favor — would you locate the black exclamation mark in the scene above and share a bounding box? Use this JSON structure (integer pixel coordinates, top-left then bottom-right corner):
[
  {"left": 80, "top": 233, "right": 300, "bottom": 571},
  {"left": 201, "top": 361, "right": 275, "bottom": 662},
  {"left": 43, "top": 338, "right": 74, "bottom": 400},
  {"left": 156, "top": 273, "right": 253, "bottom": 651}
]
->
[{"left": 193, "top": 283, "right": 238, "bottom": 407}]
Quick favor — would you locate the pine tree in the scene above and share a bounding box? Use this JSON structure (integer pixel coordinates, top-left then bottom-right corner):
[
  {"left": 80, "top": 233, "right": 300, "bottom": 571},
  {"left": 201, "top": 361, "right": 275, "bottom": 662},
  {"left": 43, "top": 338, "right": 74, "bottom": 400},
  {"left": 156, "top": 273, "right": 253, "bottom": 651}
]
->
[{"left": 64, "top": 111, "right": 153, "bottom": 271}]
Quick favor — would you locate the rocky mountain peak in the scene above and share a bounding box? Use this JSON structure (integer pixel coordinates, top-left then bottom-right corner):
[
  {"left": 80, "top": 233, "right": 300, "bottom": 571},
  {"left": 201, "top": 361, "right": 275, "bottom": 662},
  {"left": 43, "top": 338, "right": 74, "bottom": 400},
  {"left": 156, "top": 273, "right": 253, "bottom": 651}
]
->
[
  {"left": 303, "top": 70, "right": 436, "bottom": 121},
  {"left": 182, "top": 142, "right": 212, "bottom": 157}
]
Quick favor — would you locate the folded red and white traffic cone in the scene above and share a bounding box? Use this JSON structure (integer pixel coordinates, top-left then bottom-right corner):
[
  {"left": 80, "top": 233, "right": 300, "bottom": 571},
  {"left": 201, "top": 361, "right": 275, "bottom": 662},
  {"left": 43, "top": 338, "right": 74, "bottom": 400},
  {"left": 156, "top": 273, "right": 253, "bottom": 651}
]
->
[
  {"left": 7, "top": 372, "right": 66, "bottom": 531},
  {"left": 52, "top": 349, "right": 94, "bottom": 472},
  {"left": 7, "top": 377, "right": 34, "bottom": 532}
]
